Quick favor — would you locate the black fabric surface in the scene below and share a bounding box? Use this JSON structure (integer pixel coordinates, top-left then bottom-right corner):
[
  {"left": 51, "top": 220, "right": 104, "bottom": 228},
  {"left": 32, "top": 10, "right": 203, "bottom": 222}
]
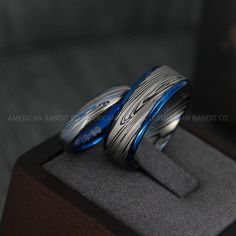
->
[{"left": 44, "top": 128, "right": 236, "bottom": 236}]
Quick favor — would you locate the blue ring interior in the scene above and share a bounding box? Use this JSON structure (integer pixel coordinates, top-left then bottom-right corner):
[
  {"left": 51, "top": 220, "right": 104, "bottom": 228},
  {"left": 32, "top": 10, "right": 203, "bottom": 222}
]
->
[
  {"left": 71, "top": 102, "right": 124, "bottom": 152},
  {"left": 71, "top": 67, "right": 160, "bottom": 153},
  {"left": 72, "top": 66, "right": 188, "bottom": 159}
]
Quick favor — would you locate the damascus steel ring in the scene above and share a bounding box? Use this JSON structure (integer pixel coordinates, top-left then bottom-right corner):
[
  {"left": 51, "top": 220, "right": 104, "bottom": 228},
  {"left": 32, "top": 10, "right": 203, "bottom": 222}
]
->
[
  {"left": 60, "top": 85, "right": 130, "bottom": 153},
  {"left": 105, "top": 65, "right": 191, "bottom": 168}
]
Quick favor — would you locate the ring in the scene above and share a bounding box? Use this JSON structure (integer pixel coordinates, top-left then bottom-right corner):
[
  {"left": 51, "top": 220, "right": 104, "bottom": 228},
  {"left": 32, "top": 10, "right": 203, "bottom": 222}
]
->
[
  {"left": 105, "top": 65, "right": 190, "bottom": 168},
  {"left": 60, "top": 85, "right": 130, "bottom": 153}
]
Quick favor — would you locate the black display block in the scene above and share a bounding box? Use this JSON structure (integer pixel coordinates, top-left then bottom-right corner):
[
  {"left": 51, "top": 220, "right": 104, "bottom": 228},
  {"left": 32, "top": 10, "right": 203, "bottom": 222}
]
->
[{"left": 1, "top": 125, "right": 236, "bottom": 236}]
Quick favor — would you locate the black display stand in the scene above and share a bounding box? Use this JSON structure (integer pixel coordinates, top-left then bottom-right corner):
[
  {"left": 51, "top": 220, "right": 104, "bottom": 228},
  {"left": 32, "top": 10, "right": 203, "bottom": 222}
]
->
[{"left": 1, "top": 125, "right": 236, "bottom": 235}]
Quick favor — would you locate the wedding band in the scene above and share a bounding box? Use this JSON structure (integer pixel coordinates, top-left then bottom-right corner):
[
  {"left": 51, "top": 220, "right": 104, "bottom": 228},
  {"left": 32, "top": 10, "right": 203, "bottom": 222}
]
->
[
  {"left": 105, "top": 65, "right": 190, "bottom": 168},
  {"left": 60, "top": 85, "right": 130, "bottom": 152}
]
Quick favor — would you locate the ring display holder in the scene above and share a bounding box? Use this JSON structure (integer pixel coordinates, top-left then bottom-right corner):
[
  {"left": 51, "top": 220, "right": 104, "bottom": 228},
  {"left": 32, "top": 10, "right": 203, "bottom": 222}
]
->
[
  {"left": 136, "top": 138, "right": 198, "bottom": 198},
  {"left": 1, "top": 126, "right": 236, "bottom": 235}
]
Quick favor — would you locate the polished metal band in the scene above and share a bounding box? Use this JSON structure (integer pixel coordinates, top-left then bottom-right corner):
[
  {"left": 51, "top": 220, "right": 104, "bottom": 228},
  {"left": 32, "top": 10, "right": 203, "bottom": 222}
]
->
[
  {"left": 105, "top": 66, "right": 190, "bottom": 168},
  {"left": 60, "top": 85, "right": 130, "bottom": 152}
]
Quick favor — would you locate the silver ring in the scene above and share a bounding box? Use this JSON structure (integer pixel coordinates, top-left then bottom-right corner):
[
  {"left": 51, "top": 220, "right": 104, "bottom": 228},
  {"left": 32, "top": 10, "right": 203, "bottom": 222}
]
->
[
  {"left": 60, "top": 85, "right": 130, "bottom": 153},
  {"left": 105, "top": 65, "right": 190, "bottom": 168}
]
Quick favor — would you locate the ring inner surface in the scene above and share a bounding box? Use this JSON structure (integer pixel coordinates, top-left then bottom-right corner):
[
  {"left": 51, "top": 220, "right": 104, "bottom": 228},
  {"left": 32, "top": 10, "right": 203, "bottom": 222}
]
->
[{"left": 144, "top": 85, "right": 190, "bottom": 150}]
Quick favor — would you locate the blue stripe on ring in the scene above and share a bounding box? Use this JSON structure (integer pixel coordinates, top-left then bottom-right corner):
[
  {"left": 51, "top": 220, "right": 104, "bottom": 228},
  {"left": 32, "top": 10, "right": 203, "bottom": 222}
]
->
[
  {"left": 128, "top": 80, "right": 188, "bottom": 168},
  {"left": 72, "top": 102, "right": 124, "bottom": 152},
  {"left": 104, "top": 66, "right": 190, "bottom": 169}
]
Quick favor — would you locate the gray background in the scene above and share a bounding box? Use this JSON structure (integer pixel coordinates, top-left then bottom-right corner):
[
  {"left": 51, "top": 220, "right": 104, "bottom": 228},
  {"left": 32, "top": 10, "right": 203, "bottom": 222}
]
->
[{"left": 0, "top": 0, "right": 203, "bottom": 218}]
